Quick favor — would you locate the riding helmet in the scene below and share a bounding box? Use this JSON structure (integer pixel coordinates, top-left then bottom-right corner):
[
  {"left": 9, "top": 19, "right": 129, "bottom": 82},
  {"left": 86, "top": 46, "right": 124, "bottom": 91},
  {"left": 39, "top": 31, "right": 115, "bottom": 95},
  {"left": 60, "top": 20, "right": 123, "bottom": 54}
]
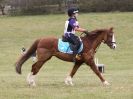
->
[{"left": 67, "top": 8, "right": 79, "bottom": 17}]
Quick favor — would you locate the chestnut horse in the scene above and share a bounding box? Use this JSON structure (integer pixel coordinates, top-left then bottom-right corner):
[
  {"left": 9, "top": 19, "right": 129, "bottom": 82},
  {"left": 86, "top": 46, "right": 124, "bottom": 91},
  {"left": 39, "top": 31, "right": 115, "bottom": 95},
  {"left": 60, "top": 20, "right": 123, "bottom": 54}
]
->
[{"left": 15, "top": 27, "right": 116, "bottom": 86}]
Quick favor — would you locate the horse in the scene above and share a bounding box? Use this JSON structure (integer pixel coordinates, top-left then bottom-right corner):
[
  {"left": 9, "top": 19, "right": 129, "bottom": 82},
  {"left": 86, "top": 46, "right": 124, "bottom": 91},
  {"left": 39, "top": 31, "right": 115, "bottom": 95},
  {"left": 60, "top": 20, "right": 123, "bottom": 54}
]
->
[{"left": 15, "top": 27, "right": 116, "bottom": 86}]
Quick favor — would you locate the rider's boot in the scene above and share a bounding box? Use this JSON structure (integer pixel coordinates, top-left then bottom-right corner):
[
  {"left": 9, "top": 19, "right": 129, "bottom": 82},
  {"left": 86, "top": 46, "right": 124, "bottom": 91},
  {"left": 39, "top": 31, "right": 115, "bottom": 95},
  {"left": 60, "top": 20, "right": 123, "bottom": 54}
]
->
[{"left": 73, "top": 54, "right": 81, "bottom": 62}]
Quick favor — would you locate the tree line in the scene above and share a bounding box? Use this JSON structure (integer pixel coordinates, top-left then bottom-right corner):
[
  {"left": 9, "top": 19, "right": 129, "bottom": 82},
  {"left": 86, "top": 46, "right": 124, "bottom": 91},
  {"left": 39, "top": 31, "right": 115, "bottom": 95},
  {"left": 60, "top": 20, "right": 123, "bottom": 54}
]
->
[{"left": 0, "top": 0, "right": 133, "bottom": 15}]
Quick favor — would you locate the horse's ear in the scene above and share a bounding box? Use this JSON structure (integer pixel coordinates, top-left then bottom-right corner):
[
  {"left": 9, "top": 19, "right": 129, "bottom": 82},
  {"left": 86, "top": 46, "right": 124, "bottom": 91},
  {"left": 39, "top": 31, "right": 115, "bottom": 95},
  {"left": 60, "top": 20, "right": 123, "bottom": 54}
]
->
[{"left": 110, "top": 27, "right": 114, "bottom": 31}]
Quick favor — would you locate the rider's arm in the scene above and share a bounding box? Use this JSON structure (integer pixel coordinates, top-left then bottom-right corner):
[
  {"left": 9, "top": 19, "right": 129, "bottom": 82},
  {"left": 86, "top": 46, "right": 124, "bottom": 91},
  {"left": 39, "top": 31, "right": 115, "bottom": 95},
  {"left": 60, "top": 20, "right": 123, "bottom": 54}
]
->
[
  {"left": 75, "top": 27, "right": 90, "bottom": 35},
  {"left": 74, "top": 27, "right": 86, "bottom": 32}
]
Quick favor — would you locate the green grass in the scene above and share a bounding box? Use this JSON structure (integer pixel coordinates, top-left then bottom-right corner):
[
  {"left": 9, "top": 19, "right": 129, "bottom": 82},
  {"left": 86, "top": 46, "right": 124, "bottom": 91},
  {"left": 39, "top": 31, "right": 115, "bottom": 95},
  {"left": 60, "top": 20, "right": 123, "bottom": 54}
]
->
[{"left": 0, "top": 12, "right": 133, "bottom": 99}]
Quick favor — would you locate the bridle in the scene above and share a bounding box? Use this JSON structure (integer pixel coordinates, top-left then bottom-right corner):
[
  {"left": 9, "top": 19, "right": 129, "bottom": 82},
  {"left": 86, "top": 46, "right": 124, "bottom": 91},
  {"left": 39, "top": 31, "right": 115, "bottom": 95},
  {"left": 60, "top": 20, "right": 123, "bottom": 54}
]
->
[{"left": 103, "top": 32, "right": 116, "bottom": 48}]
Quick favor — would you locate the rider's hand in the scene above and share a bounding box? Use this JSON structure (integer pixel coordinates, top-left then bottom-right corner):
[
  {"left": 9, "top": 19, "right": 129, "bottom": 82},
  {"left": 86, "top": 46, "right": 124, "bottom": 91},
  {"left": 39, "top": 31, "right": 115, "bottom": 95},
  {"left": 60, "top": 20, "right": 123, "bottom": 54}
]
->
[{"left": 83, "top": 30, "right": 90, "bottom": 35}]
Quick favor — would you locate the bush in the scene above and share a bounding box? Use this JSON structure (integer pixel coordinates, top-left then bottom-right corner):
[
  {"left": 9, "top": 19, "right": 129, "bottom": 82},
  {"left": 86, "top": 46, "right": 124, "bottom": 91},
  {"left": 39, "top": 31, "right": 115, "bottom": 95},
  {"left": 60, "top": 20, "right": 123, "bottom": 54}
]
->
[{"left": 6, "top": 0, "right": 133, "bottom": 15}]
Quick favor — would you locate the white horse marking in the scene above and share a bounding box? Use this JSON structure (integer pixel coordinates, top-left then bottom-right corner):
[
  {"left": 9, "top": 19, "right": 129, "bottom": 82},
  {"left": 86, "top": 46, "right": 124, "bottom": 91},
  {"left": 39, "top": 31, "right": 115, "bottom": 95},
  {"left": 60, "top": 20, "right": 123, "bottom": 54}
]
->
[
  {"left": 112, "top": 34, "right": 116, "bottom": 49},
  {"left": 26, "top": 72, "right": 36, "bottom": 87},
  {"left": 103, "top": 80, "right": 110, "bottom": 86},
  {"left": 65, "top": 76, "right": 74, "bottom": 86}
]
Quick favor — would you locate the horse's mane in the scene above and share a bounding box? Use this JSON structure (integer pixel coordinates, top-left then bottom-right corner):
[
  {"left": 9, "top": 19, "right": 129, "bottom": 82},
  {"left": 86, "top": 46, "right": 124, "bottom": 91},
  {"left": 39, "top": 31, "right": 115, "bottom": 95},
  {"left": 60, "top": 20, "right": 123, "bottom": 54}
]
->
[
  {"left": 86, "top": 29, "right": 107, "bottom": 38},
  {"left": 81, "top": 29, "right": 108, "bottom": 41},
  {"left": 91, "top": 29, "right": 107, "bottom": 35}
]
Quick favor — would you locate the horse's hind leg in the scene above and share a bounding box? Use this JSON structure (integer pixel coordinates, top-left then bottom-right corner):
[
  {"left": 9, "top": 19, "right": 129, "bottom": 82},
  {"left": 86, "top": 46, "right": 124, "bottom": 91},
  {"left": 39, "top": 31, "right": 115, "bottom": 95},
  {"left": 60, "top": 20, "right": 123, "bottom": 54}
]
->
[
  {"left": 27, "top": 49, "right": 52, "bottom": 86},
  {"left": 27, "top": 61, "right": 45, "bottom": 86}
]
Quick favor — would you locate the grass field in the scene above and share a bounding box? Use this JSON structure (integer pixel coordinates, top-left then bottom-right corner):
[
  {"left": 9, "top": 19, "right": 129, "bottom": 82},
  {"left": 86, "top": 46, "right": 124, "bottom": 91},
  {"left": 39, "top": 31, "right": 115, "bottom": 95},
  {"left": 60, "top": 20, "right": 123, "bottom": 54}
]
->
[{"left": 0, "top": 12, "right": 133, "bottom": 99}]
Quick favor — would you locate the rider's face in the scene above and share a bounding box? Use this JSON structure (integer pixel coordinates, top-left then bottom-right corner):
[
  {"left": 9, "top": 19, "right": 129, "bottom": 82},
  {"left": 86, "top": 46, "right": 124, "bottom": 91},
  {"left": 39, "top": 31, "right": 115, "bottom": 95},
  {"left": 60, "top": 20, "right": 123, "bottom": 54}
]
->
[
  {"left": 75, "top": 13, "right": 79, "bottom": 17},
  {"left": 74, "top": 13, "right": 78, "bottom": 17}
]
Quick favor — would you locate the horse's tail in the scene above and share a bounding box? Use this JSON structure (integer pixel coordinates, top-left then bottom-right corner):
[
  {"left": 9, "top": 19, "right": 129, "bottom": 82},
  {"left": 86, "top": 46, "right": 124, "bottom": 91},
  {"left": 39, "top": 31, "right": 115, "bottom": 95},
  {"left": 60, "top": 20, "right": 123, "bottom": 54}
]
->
[{"left": 15, "top": 39, "right": 40, "bottom": 74}]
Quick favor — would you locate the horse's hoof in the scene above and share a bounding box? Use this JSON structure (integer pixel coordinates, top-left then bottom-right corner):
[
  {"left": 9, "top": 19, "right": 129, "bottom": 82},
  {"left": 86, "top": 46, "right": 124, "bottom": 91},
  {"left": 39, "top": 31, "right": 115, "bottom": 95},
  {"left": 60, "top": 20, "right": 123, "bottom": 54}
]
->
[
  {"left": 103, "top": 81, "right": 110, "bottom": 86},
  {"left": 65, "top": 80, "right": 74, "bottom": 86},
  {"left": 27, "top": 73, "right": 36, "bottom": 87},
  {"left": 28, "top": 82, "right": 36, "bottom": 87},
  {"left": 65, "top": 76, "right": 74, "bottom": 86}
]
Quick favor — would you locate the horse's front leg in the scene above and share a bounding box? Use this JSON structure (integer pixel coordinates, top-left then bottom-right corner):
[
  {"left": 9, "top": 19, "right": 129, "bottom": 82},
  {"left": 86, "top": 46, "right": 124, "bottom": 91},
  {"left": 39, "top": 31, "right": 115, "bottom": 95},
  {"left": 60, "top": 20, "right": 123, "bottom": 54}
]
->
[
  {"left": 85, "top": 57, "right": 110, "bottom": 86},
  {"left": 65, "top": 61, "right": 83, "bottom": 86}
]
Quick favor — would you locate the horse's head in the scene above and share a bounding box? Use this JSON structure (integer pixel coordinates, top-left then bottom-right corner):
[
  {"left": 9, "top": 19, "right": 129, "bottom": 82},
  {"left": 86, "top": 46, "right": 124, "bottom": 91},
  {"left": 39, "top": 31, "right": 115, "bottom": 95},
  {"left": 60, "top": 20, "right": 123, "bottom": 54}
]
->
[{"left": 103, "top": 27, "right": 116, "bottom": 49}]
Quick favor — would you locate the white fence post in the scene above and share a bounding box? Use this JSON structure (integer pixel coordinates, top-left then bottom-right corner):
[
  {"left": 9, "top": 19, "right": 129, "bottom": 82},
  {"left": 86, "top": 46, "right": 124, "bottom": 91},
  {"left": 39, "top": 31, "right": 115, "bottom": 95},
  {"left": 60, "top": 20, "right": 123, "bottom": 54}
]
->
[{"left": 95, "top": 58, "right": 105, "bottom": 73}]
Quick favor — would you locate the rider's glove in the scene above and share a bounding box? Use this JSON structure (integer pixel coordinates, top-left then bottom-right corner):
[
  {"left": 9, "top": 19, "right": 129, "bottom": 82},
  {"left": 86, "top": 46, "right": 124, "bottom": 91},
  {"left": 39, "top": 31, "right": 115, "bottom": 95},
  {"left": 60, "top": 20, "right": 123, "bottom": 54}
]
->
[{"left": 83, "top": 30, "right": 90, "bottom": 35}]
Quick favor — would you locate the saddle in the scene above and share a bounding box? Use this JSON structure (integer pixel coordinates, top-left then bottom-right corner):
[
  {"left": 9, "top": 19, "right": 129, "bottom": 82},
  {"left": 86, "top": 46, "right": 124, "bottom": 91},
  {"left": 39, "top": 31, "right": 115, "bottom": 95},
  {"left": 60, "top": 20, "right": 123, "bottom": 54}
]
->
[{"left": 58, "top": 37, "right": 83, "bottom": 54}]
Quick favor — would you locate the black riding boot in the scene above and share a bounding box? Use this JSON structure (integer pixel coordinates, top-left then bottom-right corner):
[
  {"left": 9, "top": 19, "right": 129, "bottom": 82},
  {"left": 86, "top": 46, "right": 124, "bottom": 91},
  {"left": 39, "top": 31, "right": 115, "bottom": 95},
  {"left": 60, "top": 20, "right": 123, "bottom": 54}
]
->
[{"left": 72, "top": 46, "right": 81, "bottom": 62}]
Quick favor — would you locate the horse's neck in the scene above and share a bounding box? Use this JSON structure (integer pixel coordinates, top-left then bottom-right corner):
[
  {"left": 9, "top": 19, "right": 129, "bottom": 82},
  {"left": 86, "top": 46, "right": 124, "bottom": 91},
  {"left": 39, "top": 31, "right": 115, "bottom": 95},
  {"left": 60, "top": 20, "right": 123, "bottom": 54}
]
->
[{"left": 91, "top": 32, "right": 104, "bottom": 52}]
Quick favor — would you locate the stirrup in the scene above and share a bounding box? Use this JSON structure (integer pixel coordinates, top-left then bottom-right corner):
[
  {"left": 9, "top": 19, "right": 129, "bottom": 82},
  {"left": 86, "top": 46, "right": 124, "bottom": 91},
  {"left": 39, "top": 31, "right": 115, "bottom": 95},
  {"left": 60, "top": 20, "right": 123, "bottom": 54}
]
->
[{"left": 75, "top": 54, "right": 81, "bottom": 60}]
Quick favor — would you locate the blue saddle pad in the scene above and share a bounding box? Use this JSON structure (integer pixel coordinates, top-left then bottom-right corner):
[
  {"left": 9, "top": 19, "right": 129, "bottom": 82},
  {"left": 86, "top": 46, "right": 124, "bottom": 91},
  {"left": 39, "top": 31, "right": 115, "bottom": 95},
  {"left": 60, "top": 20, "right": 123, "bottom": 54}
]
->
[{"left": 58, "top": 39, "right": 83, "bottom": 54}]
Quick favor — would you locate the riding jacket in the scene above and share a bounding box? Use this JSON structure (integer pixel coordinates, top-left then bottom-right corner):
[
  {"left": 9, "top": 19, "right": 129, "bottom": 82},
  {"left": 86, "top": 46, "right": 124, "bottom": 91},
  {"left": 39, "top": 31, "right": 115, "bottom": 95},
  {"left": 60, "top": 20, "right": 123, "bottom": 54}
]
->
[{"left": 64, "top": 17, "right": 79, "bottom": 37}]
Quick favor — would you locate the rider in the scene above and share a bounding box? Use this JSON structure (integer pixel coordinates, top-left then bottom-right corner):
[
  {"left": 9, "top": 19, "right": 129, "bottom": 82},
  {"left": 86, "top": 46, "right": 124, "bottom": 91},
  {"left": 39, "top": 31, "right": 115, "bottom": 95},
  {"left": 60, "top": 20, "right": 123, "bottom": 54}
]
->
[{"left": 63, "top": 7, "right": 89, "bottom": 61}]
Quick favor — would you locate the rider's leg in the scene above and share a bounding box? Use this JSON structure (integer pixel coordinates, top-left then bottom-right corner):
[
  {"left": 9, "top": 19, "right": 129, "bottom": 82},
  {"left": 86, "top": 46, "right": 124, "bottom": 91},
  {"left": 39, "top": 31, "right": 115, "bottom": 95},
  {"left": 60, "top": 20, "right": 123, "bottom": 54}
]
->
[{"left": 69, "top": 34, "right": 81, "bottom": 60}]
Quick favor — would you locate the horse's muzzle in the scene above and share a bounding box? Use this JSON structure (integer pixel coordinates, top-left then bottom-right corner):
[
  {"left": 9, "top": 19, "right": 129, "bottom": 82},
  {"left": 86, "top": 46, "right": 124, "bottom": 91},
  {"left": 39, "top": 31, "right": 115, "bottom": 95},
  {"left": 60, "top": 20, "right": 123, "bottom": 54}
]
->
[{"left": 111, "top": 43, "right": 116, "bottom": 49}]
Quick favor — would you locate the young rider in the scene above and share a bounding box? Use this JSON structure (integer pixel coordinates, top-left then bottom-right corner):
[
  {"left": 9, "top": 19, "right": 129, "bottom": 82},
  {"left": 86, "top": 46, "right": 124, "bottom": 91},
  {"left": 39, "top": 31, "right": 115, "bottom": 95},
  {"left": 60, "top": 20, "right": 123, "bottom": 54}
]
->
[{"left": 63, "top": 7, "right": 89, "bottom": 61}]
